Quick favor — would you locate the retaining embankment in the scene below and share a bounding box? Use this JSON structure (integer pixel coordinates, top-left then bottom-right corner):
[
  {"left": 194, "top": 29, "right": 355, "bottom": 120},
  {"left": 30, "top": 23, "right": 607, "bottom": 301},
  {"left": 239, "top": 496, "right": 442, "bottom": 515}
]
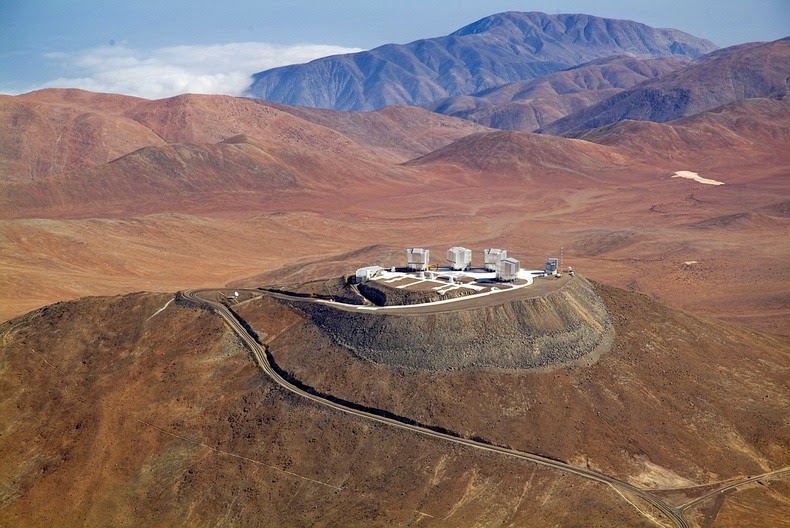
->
[
  {"left": 357, "top": 280, "right": 474, "bottom": 306},
  {"left": 293, "top": 276, "right": 614, "bottom": 371}
]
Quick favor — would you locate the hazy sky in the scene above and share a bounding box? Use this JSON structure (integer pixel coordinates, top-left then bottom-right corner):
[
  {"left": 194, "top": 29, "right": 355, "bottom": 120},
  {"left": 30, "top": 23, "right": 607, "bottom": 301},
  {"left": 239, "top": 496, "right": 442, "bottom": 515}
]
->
[{"left": 2, "top": 1, "right": 788, "bottom": 98}]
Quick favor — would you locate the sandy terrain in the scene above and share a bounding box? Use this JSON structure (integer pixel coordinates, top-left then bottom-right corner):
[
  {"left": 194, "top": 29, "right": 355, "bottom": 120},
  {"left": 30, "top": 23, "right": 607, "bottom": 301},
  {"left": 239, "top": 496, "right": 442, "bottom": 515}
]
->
[
  {"left": 2, "top": 174, "right": 788, "bottom": 333},
  {"left": 1, "top": 89, "right": 787, "bottom": 336}
]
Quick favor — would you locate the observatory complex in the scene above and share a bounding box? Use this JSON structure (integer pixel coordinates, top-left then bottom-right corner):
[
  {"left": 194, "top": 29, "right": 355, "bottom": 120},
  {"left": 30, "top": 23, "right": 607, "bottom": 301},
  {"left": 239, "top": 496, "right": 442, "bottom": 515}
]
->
[{"left": 351, "top": 246, "right": 566, "bottom": 305}]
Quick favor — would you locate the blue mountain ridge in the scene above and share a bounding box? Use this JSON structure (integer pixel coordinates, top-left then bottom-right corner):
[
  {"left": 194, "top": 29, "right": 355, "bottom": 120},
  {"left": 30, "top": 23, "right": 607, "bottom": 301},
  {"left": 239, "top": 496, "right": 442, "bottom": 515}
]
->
[{"left": 245, "top": 11, "right": 718, "bottom": 111}]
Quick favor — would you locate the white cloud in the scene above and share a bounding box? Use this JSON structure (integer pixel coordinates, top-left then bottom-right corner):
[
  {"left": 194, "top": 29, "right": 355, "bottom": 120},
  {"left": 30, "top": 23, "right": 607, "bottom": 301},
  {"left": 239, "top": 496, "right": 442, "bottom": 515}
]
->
[{"left": 32, "top": 42, "right": 364, "bottom": 99}]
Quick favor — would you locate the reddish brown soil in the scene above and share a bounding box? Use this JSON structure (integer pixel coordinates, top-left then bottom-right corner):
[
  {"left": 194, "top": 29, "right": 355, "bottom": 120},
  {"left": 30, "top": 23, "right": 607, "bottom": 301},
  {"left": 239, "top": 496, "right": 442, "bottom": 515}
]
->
[
  {"left": 236, "top": 283, "right": 790, "bottom": 487},
  {"left": 1, "top": 281, "right": 786, "bottom": 526},
  {"left": 267, "top": 103, "right": 493, "bottom": 162},
  {"left": 0, "top": 88, "right": 787, "bottom": 338},
  {"left": 0, "top": 92, "right": 164, "bottom": 182},
  {"left": 0, "top": 293, "right": 662, "bottom": 527},
  {"left": 686, "top": 479, "right": 790, "bottom": 527}
]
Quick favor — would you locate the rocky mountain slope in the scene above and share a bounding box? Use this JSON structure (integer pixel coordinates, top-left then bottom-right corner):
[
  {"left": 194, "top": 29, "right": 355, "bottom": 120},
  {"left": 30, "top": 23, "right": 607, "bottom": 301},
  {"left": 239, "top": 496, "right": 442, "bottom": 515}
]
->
[
  {"left": 1, "top": 85, "right": 788, "bottom": 333},
  {"left": 293, "top": 276, "right": 613, "bottom": 370},
  {"left": 242, "top": 279, "right": 789, "bottom": 487},
  {"left": 575, "top": 96, "right": 790, "bottom": 172},
  {"left": 541, "top": 38, "right": 790, "bottom": 136},
  {"left": 246, "top": 11, "right": 717, "bottom": 111},
  {"left": 0, "top": 89, "right": 486, "bottom": 185},
  {"left": 404, "top": 129, "right": 633, "bottom": 183},
  {"left": 265, "top": 103, "right": 492, "bottom": 162},
  {"left": 2, "top": 278, "right": 786, "bottom": 526},
  {"left": 424, "top": 55, "right": 691, "bottom": 131},
  {"left": 0, "top": 133, "right": 419, "bottom": 219},
  {"left": 0, "top": 91, "right": 164, "bottom": 182}
]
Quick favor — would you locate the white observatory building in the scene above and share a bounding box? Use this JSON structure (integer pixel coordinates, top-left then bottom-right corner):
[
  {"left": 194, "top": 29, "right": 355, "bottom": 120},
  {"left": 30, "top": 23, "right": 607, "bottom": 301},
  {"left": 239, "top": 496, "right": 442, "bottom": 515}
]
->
[
  {"left": 483, "top": 248, "right": 507, "bottom": 271},
  {"left": 496, "top": 257, "right": 520, "bottom": 282},
  {"left": 407, "top": 248, "right": 430, "bottom": 271},
  {"left": 447, "top": 246, "right": 472, "bottom": 271}
]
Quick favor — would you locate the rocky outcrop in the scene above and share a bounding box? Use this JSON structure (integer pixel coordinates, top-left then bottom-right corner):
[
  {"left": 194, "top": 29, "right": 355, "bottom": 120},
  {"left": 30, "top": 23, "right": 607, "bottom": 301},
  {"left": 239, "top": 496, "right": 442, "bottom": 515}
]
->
[{"left": 294, "top": 276, "right": 614, "bottom": 371}]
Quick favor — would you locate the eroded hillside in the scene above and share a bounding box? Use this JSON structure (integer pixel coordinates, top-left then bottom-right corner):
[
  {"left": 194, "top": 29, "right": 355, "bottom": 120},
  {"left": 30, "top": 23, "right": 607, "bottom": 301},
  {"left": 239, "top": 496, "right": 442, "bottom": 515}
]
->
[
  {"left": 1, "top": 291, "right": 667, "bottom": 528},
  {"left": 2, "top": 280, "right": 788, "bottom": 526},
  {"left": 289, "top": 276, "right": 613, "bottom": 370},
  {"left": 237, "top": 279, "right": 789, "bottom": 489}
]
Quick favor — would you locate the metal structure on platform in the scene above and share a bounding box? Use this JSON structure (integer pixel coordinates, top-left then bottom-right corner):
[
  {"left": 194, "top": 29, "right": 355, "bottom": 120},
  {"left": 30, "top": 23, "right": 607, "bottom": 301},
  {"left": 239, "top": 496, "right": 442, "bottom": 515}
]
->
[
  {"left": 496, "top": 257, "right": 520, "bottom": 282},
  {"left": 484, "top": 248, "right": 507, "bottom": 271},
  {"left": 447, "top": 246, "right": 472, "bottom": 271},
  {"left": 355, "top": 266, "right": 384, "bottom": 283},
  {"left": 406, "top": 248, "right": 430, "bottom": 271}
]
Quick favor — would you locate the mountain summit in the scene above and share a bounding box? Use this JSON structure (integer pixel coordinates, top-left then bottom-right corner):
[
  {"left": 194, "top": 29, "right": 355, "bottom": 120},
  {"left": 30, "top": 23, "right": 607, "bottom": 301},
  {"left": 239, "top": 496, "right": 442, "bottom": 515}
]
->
[{"left": 246, "top": 12, "right": 717, "bottom": 111}]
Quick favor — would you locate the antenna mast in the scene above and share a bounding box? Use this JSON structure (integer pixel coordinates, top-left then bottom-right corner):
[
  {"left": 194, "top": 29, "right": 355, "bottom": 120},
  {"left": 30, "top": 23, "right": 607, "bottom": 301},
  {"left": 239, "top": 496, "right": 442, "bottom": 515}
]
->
[{"left": 560, "top": 245, "right": 564, "bottom": 273}]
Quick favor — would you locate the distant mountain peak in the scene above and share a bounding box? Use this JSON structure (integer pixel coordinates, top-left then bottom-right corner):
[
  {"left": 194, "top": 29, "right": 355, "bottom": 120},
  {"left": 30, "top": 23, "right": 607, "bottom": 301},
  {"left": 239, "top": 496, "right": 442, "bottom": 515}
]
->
[
  {"left": 451, "top": 11, "right": 716, "bottom": 56},
  {"left": 246, "top": 11, "right": 718, "bottom": 111}
]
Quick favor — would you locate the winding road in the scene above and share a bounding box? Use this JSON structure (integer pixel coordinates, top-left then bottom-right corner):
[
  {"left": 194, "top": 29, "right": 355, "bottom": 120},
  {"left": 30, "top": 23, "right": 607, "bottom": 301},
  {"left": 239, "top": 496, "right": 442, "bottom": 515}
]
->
[
  {"left": 677, "top": 467, "right": 790, "bottom": 514},
  {"left": 183, "top": 288, "right": 689, "bottom": 527},
  {"left": 181, "top": 287, "right": 789, "bottom": 527}
]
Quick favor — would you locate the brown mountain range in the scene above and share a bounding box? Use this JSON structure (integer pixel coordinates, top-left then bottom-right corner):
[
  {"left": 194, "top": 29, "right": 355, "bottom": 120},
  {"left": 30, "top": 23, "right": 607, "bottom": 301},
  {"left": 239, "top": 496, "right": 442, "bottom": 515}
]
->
[
  {"left": 541, "top": 38, "right": 790, "bottom": 136},
  {"left": 575, "top": 96, "right": 790, "bottom": 177},
  {"left": 0, "top": 91, "right": 163, "bottom": 182},
  {"left": 425, "top": 55, "right": 692, "bottom": 132},
  {"left": 1, "top": 86, "right": 788, "bottom": 335}
]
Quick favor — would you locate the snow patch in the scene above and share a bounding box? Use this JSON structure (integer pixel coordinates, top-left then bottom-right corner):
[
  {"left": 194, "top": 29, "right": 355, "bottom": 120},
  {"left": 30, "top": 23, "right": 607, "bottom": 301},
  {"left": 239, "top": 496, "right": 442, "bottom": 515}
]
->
[{"left": 671, "top": 170, "right": 724, "bottom": 186}]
